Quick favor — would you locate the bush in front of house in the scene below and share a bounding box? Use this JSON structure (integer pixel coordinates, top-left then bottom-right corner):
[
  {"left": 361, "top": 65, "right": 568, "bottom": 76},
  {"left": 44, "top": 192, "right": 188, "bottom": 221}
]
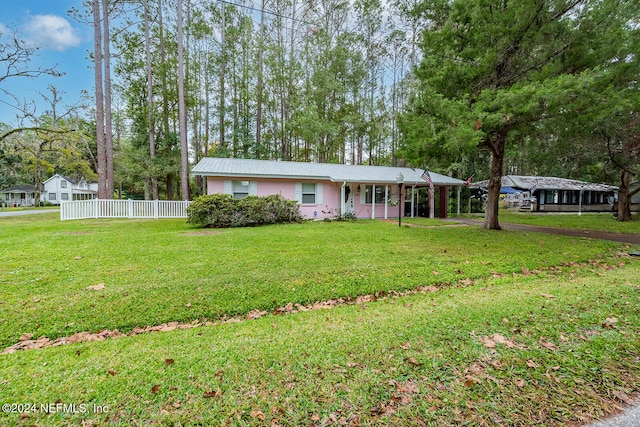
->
[{"left": 187, "top": 193, "right": 303, "bottom": 228}]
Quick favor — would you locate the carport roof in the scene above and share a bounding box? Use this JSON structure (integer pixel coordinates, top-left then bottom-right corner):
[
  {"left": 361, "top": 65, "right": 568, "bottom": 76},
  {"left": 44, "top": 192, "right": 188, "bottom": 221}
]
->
[
  {"left": 471, "top": 175, "right": 617, "bottom": 192},
  {"left": 192, "top": 157, "right": 466, "bottom": 186}
]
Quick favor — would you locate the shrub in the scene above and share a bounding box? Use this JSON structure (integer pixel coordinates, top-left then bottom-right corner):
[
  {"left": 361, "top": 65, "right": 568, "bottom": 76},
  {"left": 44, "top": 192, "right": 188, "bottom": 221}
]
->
[{"left": 187, "top": 193, "right": 302, "bottom": 228}]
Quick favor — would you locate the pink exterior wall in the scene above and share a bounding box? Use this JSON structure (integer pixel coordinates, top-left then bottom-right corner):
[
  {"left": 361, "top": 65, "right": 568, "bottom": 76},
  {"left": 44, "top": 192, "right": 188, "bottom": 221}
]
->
[
  {"left": 205, "top": 177, "right": 403, "bottom": 220},
  {"left": 206, "top": 177, "right": 340, "bottom": 220}
]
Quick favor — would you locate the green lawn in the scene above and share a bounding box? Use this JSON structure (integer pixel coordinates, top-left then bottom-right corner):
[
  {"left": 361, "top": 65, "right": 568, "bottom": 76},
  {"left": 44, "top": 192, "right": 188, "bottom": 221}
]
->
[{"left": 1, "top": 214, "right": 639, "bottom": 426}]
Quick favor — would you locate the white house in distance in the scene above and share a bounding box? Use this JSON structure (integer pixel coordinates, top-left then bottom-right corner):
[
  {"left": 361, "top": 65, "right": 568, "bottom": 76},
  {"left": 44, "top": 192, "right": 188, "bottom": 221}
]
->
[
  {"left": 43, "top": 174, "right": 97, "bottom": 205},
  {"left": 1, "top": 185, "right": 37, "bottom": 207},
  {"left": 191, "top": 157, "right": 466, "bottom": 220}
]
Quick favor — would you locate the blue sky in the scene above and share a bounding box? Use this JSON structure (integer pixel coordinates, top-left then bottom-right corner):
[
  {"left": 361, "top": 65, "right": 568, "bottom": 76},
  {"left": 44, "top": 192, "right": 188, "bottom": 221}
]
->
[{"left": 0, "top": 0, "right": 93, "bottom": 125}]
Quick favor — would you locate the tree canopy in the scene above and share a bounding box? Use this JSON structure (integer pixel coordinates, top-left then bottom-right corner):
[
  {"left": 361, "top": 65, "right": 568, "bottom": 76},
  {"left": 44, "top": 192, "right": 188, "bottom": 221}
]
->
[{"left": 401, "top": 0, "right": 640, "bottom": 227}]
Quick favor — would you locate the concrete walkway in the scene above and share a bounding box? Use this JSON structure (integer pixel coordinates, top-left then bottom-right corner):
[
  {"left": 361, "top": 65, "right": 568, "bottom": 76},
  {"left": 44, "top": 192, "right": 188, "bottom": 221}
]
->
[{"left": 585, "top": 402, "right": 640, "bottom": 427}]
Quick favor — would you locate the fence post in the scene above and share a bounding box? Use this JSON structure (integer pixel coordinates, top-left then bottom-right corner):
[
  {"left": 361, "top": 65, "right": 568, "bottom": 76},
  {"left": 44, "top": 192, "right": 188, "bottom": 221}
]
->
[
  {"left": 154, "top": 200, "right": 159, "bottom": 219},
  {"left": 95, "top": 199, "right": 99, "bottom": 219},
  {"left": 128, "top": 199, "right": 133, "bottom": 218}
]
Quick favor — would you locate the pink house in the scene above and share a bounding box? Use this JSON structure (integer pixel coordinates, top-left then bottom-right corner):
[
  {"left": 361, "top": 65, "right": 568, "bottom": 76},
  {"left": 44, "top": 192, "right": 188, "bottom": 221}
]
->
[{"left": 191, "top": 158, "right": 465, "bottom": 220}]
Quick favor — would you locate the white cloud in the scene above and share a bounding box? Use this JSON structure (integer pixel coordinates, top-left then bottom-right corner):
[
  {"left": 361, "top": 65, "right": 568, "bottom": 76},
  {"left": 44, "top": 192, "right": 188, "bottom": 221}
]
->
[{"left": 25, "top": 15, "right": 81, "bottom": 52}]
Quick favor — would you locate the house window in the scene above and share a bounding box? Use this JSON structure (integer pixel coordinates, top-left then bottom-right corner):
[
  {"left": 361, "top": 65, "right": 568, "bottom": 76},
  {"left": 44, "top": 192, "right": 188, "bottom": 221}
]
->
[
  {"left": 544, "top": 190, "right": 556, "bottom": 204},
  {"left": 49, "top": 193, "right": 57, "bottom": 201},
  {"left": 61, "top": 180, "right": 67, "bottom": 188},
  {"left": 61, "top": 193, "right": 69, "bottom": 201},
  {"left": 233, "top": 181, "right": 249, "bottom": 199},
  {"left": 364, "top": 185, "right": 386, "bottom": 204},
  {"left": 302, "top": 183, "right": 316, "bottom": 204}
]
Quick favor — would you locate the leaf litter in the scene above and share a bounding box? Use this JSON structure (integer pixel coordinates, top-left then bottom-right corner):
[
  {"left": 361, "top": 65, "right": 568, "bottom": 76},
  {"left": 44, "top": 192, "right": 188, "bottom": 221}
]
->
[{"left": 3, "top": 257, "right": 628, "bottom": 354}]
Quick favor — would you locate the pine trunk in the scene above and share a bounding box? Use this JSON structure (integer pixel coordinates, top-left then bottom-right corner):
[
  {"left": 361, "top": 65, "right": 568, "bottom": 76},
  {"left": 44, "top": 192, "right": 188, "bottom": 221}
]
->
[
  {"left": 484, "top": 132, "right": 505, "bottom": 230},
  {"left": 144, "top": 2, "right": 158, "bottom": 200},
  {"left": 177, "top": 0, "right": 190, "bottom": 201},
  {"left": 92, "top": 0, "right": 107, "bottom": 199},
  {"left": 102, "top": 0, "right": 114, "bottom": 198},
  {"left": 617, "top": 169, "right": 633, "bottom": 222}
]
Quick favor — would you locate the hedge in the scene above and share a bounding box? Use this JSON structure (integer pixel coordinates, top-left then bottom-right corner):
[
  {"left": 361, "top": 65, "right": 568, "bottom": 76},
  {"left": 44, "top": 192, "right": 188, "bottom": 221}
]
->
[{"left": 186, "top": 193, "right": 303, "bottom": 228}]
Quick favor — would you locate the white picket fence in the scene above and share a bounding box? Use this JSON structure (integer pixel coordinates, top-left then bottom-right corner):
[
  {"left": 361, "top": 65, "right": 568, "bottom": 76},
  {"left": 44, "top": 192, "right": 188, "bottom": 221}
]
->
[{"left": 60, "top": 199, "right": 191, "bottom": 221}]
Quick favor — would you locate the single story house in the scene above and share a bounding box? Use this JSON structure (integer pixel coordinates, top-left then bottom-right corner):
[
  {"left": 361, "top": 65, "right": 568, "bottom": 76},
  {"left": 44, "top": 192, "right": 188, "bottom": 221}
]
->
[
  {"left": 191, "top": 158, "right": 466, "bottom": 220},
  {"left": 472, "top": 175, "right": 618, "bottom": 212},
  {"left": 43, "top": 174, "right": 97, "bottom": 205},
  {"left": 2, "top": 185, "right": 38, "bottom": 207}
]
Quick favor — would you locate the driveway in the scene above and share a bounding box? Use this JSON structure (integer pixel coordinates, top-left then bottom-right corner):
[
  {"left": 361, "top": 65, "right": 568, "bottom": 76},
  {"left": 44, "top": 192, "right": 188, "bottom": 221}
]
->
[
  {"left": 446, "top": 218, "right": 640, "bottom": 245},
  {"left": 0, "top": 209, "right": 58, "bottom": 217},
  {"left": 585, "top": 403, "right": 640, "bottom": 427}
]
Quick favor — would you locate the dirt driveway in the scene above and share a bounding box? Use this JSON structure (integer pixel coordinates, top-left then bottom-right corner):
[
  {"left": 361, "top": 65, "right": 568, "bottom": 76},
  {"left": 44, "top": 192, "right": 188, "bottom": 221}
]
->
[{"left": 446, "top": 218, "right": 640, "bottom": 245}]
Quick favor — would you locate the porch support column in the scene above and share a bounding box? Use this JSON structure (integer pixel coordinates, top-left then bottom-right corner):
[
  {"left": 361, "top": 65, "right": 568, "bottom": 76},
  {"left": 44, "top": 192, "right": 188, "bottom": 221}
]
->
[
  {"left": 411, "top": 186, "right": 415, "bottom": 218},
  {"left": 457, "top": 185, "right": 461, "bottom": 215},
  {"left": 371, "top": 184, "right": 375, "bottom": 219},
  {"left": 429, "top": 186, "right": 435, "bottom": 219},
  {"left": 384, "top": 185, "right": 389, "bottom": 219},
  {"left": 340, "top": 182, "right": 346, "bottom": 217}
]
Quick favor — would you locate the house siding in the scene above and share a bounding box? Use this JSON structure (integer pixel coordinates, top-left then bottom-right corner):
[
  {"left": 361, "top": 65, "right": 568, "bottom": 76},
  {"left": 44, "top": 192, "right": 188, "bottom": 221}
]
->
[{"left": 205, "top": 177, "right": 405, "bottom": 220}]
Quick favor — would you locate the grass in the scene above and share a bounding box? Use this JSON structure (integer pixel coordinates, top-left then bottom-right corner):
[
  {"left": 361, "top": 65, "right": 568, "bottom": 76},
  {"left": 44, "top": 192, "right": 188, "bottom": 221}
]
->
[
  {"left": 1, "top": 213, "right": 639, "bottom": 426},
  {"left": 0, "top": 213, "right": 627, "bottom": 349}
]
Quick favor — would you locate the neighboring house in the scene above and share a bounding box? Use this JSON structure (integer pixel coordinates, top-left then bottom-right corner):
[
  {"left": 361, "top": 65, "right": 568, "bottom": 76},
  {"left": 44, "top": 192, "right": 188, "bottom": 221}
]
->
[
  {"left": 472, "top": 175, "right": 618, "bottom": 213},
  {"left": 43, "top": 174, "right": 97, "bottom": 205},
  {"left": 1, "top": 185, "right": 38, "bottom": 207},
  {"left": 191, "top": 157, "right": 466, "bottom": 220}
]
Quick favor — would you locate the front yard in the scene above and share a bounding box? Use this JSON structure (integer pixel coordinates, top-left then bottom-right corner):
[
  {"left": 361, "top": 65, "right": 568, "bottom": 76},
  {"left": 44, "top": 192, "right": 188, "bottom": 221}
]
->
[{"left": 1, "top": 213, "right": 639, "bottom": 425}]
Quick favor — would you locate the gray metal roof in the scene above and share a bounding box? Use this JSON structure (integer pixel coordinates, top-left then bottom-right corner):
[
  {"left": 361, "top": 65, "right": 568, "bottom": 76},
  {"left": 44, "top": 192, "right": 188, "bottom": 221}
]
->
[
  {"left": 471, "top": 175, "right": 617, "bottom": 192},
  {"left": 191, "top": 157, "right": 466, "bottom": 186},
  {"left": 2, "top": 185, "right": 37, "bottom": 193}
]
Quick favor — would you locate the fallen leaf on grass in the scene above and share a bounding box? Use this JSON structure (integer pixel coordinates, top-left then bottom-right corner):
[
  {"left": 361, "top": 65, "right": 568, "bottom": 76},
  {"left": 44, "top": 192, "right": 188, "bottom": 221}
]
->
[
  {"left": 613, "top": 390, "right": 634, "bottom": 405},
  {"left": 526, "top": 360, "right": 538, "bottom": 368},
  {"left": 165, "top": 358, "right": 174, "bottom": 366},
  {"left": 463, "top": 378, "right": 477, "bottom": 387},
  {"left": 151, "top": 385, "right": 160, "bottom": 394},
  {"left": 479, "top": 336, "right": 496, "bottom": 348},
  {"left": 19, "top": 333, "right": 34, "bottom": 341},
  {"left": 203, "top": 390, "right": 222, "bottom": 398},
  {"left": 247, "top": 309, "right": 267, "bottom": 320},
  {"left": 540, "top": 293, "right": 554, "bottom": 299},
  {"left": 492, "top": 333, "right": 517, "bottom": 348},
  {"left": 405, "top": 357, "right": 421, "bottom": 366},
  {"left": 74, "top": 256, "right": 83, "bottom": 260},
  {"left": 540, "top": 341, "right": 556, "bottom": 350},
  {"left": 107, "top": 369, "right": 116, "bottom": 376},
  {"left": 251, "top": 410, "right": 266, "bottom": 420},
  {"left": 86, "top": 284, "right": 105, "bottom": 291},
  {"left": 515, "top": 379, "right": 525, "bottom": 388}
]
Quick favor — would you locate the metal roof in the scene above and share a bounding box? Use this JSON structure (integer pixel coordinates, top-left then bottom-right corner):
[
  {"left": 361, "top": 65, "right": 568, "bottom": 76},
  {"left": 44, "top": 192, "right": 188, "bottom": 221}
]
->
[
  {"left": 471, "top": 175, "right": 617, "bottom": 192},
  {"left": 2, "top": 185, "right": 38, "bottom": 193},
  {"left": 191, "top": 157, "right": 466, "bottom": 186}
]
